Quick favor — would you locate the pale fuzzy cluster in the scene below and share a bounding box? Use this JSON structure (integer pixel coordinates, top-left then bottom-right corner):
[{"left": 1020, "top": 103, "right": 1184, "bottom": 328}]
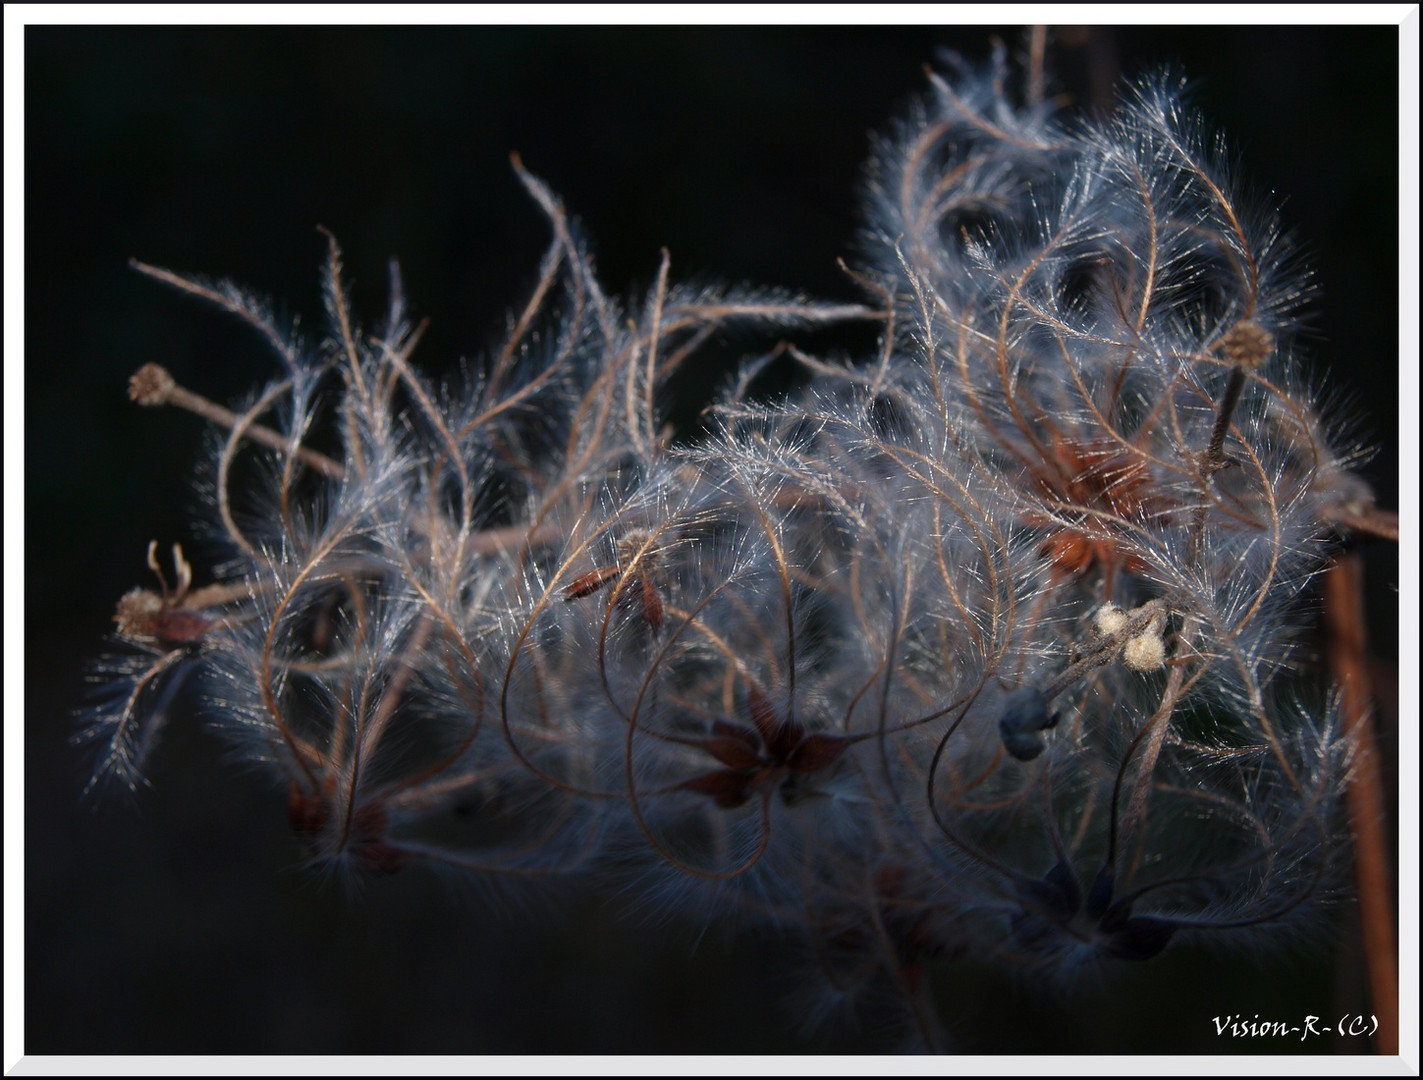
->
[{"left": 81, "top": 49, "right": 1359, "bottom": 1047}]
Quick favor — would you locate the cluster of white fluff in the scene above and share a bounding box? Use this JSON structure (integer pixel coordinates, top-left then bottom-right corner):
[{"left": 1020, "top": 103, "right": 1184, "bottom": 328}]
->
[{"left": 83, "top": 49, "right": 1361, "bottom": 1044}]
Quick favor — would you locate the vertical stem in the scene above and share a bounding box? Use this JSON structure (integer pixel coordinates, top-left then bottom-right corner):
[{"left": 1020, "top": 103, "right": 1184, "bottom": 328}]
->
[
  {"left": 1324, "top": 551, "right": 1398, "bottom": 1055},
  {"left": 1027, "top": 26, "right": 1047, "bottom": 107},
  {"left": 1188, "top": 364, "right": 1249, "bottom": 566},
  {"left": 1204, "top": 365, "right": 1248, "bottom": 475}
]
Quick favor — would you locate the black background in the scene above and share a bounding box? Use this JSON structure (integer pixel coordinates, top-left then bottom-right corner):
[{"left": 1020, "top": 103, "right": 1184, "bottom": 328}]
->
[{"left": 25, "top": 24, "right": 1400, "bottom": 1055}]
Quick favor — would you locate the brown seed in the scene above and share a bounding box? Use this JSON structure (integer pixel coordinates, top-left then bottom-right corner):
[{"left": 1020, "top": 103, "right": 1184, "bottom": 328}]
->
[{"left": 562, "top": 565, "right": 621, "bottom": 599}]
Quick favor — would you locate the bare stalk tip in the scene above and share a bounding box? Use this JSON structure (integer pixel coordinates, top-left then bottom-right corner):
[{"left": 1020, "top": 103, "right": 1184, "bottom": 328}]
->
[
  {"left": 129, "top": 363, "right": 176, "bottom": 406},
  {"left": 1219, "top": 320, "right": 1274, "bottom": 370}
]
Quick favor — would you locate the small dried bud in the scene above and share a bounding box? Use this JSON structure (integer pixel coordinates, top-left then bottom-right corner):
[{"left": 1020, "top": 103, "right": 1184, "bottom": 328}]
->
[
  {"left": 114, "top": 588, "right": 165, "bottom": 639},
  {"left": 1122, "top": 631, "right": 1166, "bottom": 672},
  {"left": 129, "top": 363, "right": 176, "bottom": 406},
  {"left": 1219, "top": 321, "right": 1274, "bottom": 369},
  {"left": 113, "top": 587, "right": 213, "bottom": 647},
  {"left": 1094, "top": 603, "right": 1128, "bottom": 637},
  {"left": 615, "top": 527, "right": 656, "bottom": 567}
]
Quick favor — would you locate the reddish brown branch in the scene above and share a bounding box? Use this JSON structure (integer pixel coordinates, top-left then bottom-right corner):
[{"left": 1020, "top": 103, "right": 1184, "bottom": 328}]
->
[{"left": 1324, "top": 552, "right": 1398, "bottom": 1055}]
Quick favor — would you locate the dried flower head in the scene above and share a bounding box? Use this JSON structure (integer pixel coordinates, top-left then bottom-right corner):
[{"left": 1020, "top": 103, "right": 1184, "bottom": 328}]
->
[{"left": 77, "top": 41, "right": 1381, "bottom": 1051}]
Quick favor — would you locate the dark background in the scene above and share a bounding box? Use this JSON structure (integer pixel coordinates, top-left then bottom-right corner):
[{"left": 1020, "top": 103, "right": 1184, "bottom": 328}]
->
[{"left": 25, "top": 25, "right": 1400, "bottom": 1055}]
